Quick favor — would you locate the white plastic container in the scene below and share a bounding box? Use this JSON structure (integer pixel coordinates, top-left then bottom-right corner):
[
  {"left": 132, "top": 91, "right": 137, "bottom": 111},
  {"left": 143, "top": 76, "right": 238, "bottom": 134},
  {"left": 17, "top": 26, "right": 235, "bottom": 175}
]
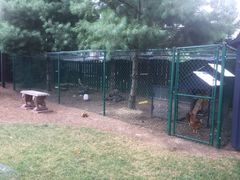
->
[{"left": 83, "top": 94, "right": 89, "bottom": 101}]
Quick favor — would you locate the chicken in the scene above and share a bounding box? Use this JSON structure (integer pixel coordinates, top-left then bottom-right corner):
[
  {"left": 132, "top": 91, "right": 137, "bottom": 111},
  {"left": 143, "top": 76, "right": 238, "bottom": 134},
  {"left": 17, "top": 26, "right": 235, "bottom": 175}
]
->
[
  {"left": 81, "top": 113, "right": 89, "bottom": 118},
  {"left": 191, "top": 99, "right": 208, "bottom": 115},
  {"left": 186, "top": 112, "right": 202, "bottom": 133},
  {"left": 186, "top": 98, "right": 208, "bottom": 133}
]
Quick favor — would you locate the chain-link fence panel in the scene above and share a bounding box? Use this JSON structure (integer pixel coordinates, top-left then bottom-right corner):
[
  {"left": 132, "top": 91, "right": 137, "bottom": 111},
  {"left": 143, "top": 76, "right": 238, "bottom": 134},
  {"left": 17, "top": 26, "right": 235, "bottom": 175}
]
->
[
  {"left": 171, "top": 44, "right": 236, "bottom": 147},
  {"left": 12, "top": 54, "right": 47, "bottom": 91},
  {"left": 220, "top": 46, "right": 236, "bottom": 146},
  {"left": 47, "top": 51, "right": 106, "bottom": 114},
  {"left": 104, "top": 50, "right": 172, "bottom": 127},
  {"left": 10, "top": 45, "right": 236, "bottom": 148},
  {"left": 172, "top": 45, "right": 221, "bottom": 144},
  {"left": 0, "top": 52, "right": 12, "bottom": 87}
]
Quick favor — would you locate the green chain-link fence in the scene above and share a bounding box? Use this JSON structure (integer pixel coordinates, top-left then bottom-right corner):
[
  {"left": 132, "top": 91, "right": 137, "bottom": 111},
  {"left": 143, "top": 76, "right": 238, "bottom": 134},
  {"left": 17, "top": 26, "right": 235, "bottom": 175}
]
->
[
  {"left": 12, "top": 54, "right": 47, "bottom": 91},
  {"left": 169, "top": 44, "right": 236, "bottom": 148},
  {"left": 0, "top": 51, "right": 12, "bottom": 87},
  {"left": 220, "top": 45, "right": 236, "bottom": 147},
  {"left": 10, "top": 43, "right": 237, "bottom": 148},
  {"left": 47, "top": 50, "right": 106, "bottom": 113},
  {"left": 105, "top": 50, "right": 172, "bottom": 126}
]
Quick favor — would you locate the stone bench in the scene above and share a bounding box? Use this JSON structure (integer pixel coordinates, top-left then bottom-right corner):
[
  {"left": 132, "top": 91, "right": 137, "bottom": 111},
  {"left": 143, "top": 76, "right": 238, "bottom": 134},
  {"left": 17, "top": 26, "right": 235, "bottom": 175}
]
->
[{"left": 20, "top": 90, "right": 50, "bottom": 112}]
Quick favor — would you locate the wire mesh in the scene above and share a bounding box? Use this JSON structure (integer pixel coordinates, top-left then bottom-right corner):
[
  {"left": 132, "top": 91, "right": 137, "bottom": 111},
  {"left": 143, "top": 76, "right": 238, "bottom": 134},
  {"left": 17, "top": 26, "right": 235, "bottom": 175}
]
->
[
  {"left": 172, "top": 46, "right": 220, "bottom": 144},
  {"left": 104, "top": 49, "right": 172, "bottom": 125},
  {"left": 220, "top": 47, "right": 236, "bottom": 146},
  {"left": 47, "top": 51, "right": 106, "bottom": 113},
  {"left": 12, "top": 54, "right": 47, "bottom": 91},
  {"left": 10, "top": 44, "right": 236, "bottom": 148},
  {"left": 171, "top": 44, "right": 236, "bottom": 147}
]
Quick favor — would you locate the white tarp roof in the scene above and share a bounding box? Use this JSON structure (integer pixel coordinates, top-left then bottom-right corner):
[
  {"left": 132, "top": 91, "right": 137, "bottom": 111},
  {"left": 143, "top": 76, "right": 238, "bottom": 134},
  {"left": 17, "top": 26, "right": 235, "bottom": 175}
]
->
[
  {"left": 193, "top": 71, "right": 221, "bottom": 86},
  {"left": 208, "top": 63, "right": 235, "bottom": 77}
]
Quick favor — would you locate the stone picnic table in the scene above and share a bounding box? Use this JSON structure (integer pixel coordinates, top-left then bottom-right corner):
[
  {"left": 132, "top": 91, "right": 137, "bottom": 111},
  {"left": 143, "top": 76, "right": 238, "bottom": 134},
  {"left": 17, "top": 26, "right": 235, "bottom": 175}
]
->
[{"left": 20, "top": 90, "right": 50, "bottom": 112}]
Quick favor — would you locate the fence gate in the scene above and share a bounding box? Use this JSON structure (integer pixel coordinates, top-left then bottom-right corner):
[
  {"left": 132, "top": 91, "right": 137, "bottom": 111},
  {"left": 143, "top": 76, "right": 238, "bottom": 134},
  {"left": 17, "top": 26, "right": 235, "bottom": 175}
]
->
[{"left": 169, "top": 45, "right": 224, "bottom": 145}]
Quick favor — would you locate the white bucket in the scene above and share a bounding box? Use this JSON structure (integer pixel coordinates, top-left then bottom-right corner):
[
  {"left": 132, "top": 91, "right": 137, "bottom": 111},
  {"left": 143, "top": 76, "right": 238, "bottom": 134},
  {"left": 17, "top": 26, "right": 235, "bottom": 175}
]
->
[{"left": 83, "top": 94, "right": 89, "bottom": 101}]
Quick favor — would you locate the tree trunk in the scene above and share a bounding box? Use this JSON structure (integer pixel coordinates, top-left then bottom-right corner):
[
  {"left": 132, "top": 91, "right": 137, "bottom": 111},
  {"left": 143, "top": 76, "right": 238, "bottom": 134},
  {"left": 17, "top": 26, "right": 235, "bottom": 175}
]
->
[
  {"left": 128, "top": 0, "right": 141, "bottom": 109},
  {"left": 128, "top": 51, "right": 139, "bottom": 109}
]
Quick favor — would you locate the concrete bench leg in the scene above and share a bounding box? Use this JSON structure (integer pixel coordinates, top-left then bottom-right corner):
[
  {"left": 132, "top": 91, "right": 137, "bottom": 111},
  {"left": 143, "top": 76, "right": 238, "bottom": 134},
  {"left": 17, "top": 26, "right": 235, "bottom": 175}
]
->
[
  {"left": 21, "top": 94, "right": 35, "bottom": 109},
  {"left": 33, "top": 96, "right": 48, "bottom": 111}
]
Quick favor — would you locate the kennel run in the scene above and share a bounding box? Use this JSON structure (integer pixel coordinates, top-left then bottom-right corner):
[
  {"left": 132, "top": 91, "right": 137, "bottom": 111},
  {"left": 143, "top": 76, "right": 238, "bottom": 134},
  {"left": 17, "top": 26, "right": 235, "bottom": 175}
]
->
[{"left": 3, "top": 42, "right": 239, "bottom": 149}]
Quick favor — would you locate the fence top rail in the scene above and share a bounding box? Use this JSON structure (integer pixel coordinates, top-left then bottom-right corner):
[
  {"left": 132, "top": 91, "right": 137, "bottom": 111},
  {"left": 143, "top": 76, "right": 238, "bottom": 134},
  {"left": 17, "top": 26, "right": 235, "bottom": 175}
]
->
[
  {"left": 47, "top": 49, "right": 106, "bottom": 55},
  {"left": 47, "top": 49, "right": 173, "bottom": 55},
  {"left": 8, "top": 43, "right": 237, "bottom": 61},
  {"left": 226, "top": 45, "right": 237, "bottom": 52},
  {"left": 176, "top": 44, "right": 221, "bottom": 50},
  {"left": 46, "top": 48, "right": 175, "bottom": 62}
]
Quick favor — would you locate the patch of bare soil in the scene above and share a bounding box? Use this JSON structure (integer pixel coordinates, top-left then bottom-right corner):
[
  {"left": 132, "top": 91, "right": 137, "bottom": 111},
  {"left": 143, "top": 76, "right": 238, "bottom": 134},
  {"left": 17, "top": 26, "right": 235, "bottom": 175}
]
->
[{"left": 0, "top": 84, "right": 239, "bottom": 158}]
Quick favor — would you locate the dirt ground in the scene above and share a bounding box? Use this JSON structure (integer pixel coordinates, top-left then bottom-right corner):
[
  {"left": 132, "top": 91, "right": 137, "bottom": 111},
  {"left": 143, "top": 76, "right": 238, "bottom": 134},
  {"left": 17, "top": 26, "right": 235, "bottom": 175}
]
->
[{"left": 0, "top": 84, "right": 239, "bottom": 158}]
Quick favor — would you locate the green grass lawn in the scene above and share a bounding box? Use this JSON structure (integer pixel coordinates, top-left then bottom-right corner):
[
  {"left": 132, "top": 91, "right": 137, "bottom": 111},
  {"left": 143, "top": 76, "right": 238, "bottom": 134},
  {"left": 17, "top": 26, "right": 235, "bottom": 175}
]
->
[{"left": 0, "top": 124, "right": 239, "bottom": 180}]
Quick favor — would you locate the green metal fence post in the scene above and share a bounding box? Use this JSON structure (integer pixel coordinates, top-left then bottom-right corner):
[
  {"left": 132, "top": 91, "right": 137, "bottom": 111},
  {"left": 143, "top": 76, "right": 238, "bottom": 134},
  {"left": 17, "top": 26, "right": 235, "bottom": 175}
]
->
[
  {"left": 28, "top": 56, "right": 33, "bottom": 89},
  {"left": 216, "top": 43, "right": 227, "bottom": 148},
  {"left": 102, "top": 51, "right": 106, "bottom": 116},
  {"left": 12, "top": 55, "right": 16, "bottom": 91},
  {"left": 209, "top": 46, "right": 220, "bottom": 145},
  {"left": 167, "top": 48, "right": 176, "bottom": 135},
  {"left": 58, "top": 53, "right": 61, "bottom": 104},
  {"left": 1, "top": 51, "right": 5, "bottom": 88},
  {"left": 173, "top": 49, "right": 180, "bottom": 135},
  {"left": 0, "top": 51, "right": 2, "bottom": 87},
  {"left": 46, "top": 53, "right": 51, "bottom": 91}
]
